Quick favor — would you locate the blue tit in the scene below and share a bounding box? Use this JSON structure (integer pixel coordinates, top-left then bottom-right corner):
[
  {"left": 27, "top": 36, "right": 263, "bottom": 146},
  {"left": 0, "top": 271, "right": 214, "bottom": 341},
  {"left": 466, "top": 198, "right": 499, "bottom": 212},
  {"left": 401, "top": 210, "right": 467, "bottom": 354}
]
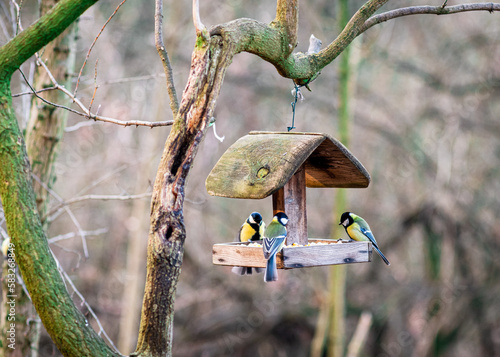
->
[
  {"left": 339, "top": 212, "right": 390, "bottom": 266},
  {"left": 232, "top": 212, "right": 266, "bottom": 275},
  {"left": 263, "top": 212, "right": 288, "bottom": 282}
]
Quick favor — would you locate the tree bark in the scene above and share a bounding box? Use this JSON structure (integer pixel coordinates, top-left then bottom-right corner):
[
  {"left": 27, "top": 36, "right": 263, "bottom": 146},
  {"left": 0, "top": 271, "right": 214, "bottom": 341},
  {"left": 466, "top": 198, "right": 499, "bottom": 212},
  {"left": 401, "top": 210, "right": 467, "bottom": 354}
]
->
[
  {"left": 26, "top": 4, "right": 78, "bottom": 217},
  {"left": 0, "top": 79, "right": 121, "bottom": 356},
  {"left": 133, "top": 35, "right": 234, "bottom": 356},
  {"left": 0, "top": 0, "right": 122, "bottom": 355}
]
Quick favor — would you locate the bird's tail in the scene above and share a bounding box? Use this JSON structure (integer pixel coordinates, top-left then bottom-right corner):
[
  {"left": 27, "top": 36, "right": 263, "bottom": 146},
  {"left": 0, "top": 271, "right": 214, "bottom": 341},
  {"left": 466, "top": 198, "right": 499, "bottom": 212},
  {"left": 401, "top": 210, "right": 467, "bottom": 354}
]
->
[
  {"left": 264, "top": 254, "right": 278, "bottom": 282},
  {"left": 373, "top": 245, "right": 391, "bottom": 266}
]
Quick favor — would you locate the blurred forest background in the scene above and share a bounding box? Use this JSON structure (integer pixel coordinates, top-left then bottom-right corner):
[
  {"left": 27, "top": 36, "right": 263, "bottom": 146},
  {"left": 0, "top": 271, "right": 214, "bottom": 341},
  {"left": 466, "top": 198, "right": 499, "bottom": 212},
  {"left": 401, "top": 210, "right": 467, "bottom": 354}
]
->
[{"left": 1, "top": 0, "right": 500, "bottom": 356}]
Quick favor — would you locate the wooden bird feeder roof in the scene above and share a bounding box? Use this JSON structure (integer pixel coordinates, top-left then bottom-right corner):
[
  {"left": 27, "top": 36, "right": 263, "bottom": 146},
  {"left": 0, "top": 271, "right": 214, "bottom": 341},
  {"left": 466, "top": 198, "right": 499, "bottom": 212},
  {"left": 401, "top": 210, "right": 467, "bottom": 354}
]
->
[{"left": 206, "top": 131, "right": 370, "bottom": 199}]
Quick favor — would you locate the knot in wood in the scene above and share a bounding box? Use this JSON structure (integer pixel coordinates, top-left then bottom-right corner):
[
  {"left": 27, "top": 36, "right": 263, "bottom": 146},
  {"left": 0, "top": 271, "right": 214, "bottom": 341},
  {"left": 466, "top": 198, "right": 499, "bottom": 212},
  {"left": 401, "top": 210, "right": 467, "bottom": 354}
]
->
[{"left": 256, "top": 166, "right": 270, "bottom": 178}]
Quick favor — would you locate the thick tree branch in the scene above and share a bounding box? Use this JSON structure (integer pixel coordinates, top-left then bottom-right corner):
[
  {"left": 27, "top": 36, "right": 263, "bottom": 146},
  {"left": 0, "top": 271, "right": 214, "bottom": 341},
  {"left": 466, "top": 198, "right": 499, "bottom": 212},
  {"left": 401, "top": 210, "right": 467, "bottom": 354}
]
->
[
  {"left": 0, "top": 0, "right": 124, "bottom": 355},
  {"left": 134, "top": 35, "right": 234, "bottom": 357},
  {"left": 299, "top": 0, "right": 388, "bottom": 82},
  {"left": 0, "top": 0, "right": 98, "bottom": 79},
  {"left": 210, "top": 0, "right": 387, "bottom": 83},
  {"left": 212, "top": 1, "right": 499, "bottom": 86},
  {"left": 273, "top": 0, "right": 299, "bottom": 57},
  {"left": 155, "top": 0, "right": 179, "bottom": 116}
]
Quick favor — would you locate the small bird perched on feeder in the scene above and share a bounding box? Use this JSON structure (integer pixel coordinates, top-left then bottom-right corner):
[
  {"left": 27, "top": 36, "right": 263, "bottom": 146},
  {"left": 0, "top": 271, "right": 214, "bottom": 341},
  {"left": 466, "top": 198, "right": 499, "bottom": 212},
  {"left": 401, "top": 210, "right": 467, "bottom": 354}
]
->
[
  {"left": 339, "top": 212, "right": 391, "bottom": 266},
  {"left": 263, "top": 212, "right": 288, "bottom": 282},
  {"left": 232, "top": 212, "right": 266, "bottom": 275}
]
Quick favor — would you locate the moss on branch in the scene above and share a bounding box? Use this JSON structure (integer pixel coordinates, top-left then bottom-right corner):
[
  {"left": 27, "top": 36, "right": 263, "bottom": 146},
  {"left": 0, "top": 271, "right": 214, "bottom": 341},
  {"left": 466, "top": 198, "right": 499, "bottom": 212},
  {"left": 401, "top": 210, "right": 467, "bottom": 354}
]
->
[
  {"left": 0, "top": 0, "right": 123, "bottom": 355},
  {"left": 0, "top": 0, "right": 98, "bottom": 79},
  {"left": 209, "top": 0, "right": 388, "bottom": 85}
]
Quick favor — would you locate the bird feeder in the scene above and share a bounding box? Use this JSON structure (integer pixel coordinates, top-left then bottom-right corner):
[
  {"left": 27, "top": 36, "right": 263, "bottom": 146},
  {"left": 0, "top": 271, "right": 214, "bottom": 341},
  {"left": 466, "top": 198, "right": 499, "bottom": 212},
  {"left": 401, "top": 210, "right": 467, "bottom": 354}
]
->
[{"left": 207, "top": 131, "right": 373, "bottom": 270}]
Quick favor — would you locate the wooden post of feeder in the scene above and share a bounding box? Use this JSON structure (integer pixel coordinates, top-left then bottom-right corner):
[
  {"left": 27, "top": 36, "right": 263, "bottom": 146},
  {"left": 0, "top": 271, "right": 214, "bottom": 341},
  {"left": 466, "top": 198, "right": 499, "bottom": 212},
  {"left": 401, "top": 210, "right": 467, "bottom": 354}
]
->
[{"left": 272, "top": 164, "right": 307, "bottom": 246}]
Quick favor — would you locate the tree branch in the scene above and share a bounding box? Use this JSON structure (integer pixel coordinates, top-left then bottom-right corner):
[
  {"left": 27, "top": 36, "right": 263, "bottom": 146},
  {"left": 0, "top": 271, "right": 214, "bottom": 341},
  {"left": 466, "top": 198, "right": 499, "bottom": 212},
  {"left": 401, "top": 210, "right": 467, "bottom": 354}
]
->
[
  {"left": 274, "top": 0, "right": 299, "bottom": 56},
  {"left": 192, "top": 0, "right": 208, "bottom": 41},
  {"left": 210, "top": 0, "right": 387, "bottom": 83},
  {"left": 362, "top": 3, "right": 500, "bottom": 32},
  {"left": 73, "top": 0, "right": 128, "bottom": 96},
  {"left": 310, "top": 0, "right": 388, "bottom": 74},
  {"left": 31, "top": 173, "right": 90, "bottom": 258},
  {"left": 0, "top": 1, "right": 123, "bottom": 352},
  {"left": 155, "top": 0, "right": 179, "bottom": 116},
  {"left": 31, "top": 58, "right": 174, "bottom": 128},
  {"left": 0, "top": 0, "right": 99, "bottom": 79},
  {"left": 46, "top": 192, "right": 152, "bottom": 219}
]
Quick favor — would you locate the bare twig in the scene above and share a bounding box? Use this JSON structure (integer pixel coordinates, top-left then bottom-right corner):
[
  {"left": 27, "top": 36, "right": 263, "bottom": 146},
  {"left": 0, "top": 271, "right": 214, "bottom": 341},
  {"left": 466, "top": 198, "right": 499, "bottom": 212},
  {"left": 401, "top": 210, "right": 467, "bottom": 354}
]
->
[
  {"left": 48, "top": 228, "right": 108, "bottom": 244},
  {"left": 31, "top": 174, "right": 89, "bottom": 259},
  {"left": 64, "top": 120, "right": 101, "bottom": 132},
  {"left": 46, "top": 192, "right": 152, "bottom": 219},
  {"left": 74, "top": 0, "right": 129, "bottom": 96},
  {"left": 361, "top": 3, "right": 500, "bottom": 32},
  {"left": 287, "top": 1, "right": 499, "bottom": 83},
  {"left": 89, "top": 59, "right": 99, "bottom": 113},
  {"left": 24, "top": 59, "right": 174, "bottom": 128},
  {"left": 193, "top": 0, "right": 207, "bottom": 36},
  {"left": 192, "top": 0, "right": 207, "bottom": 38},
  {"left": 51, "top": 252, "right": 119, "bottom": 352},
  {"left": 75, "top": 165, "right": 128, "bottom": 197},
  {"left": 10, "top": 0, "right": 24, "bottom": 35},
  {"left": 155, "top": 0, "right": 179, "bottom": 116},
  {"left": 98, "top": 73, "right": 166, "bottom": 86},
  {"left": 12, "top": 85, "right": 57, "bottom": 97}
]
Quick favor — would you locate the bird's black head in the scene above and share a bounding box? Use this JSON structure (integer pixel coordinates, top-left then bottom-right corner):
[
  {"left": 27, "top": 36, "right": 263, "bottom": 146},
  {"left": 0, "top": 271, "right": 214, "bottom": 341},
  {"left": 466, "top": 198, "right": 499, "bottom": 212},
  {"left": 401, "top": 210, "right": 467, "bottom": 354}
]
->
[
  {"left": 274, "top": 212, "right": 288, "bottom": 226},
  {"left": 339, "top": 212, "right": 353, "bottom": 227},
  {"left": 249, "top": 212, "right": 263, "bottom": 225}
]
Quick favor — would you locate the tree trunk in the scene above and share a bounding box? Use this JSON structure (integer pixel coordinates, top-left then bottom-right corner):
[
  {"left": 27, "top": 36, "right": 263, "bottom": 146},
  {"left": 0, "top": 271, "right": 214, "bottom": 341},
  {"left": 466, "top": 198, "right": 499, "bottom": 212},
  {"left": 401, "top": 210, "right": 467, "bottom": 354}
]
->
[
  {"left": 0, "top": 78, "right": 121, "bottom": 356},
  {"left": 133, "top": 35, "right": 234, "bottom": 357},
  {"left": 0, "top": 2, "right": 82, "bottom": 356},
  {"left": 0, "top": 1, "right": 124, "bottom": 355},
  {"left": 26, "top": 2, "right": 79, "bottom": 217}
]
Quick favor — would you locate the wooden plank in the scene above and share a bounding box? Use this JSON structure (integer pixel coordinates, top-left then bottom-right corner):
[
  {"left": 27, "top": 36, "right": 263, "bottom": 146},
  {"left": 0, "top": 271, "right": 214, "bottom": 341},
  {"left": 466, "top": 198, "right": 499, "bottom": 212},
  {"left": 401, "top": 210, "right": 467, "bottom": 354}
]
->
[
  {"left": 282, "top": 240, "right": 371, "bottom": 268},
  {"left": 212, "top": 239, "right": 371, "bottom": 269},
  {"left": 212, "top": 241, "right": 284, "bottom": 268},
  {"left": 283, "top": 164, "right": 307, "bottom": 246}
]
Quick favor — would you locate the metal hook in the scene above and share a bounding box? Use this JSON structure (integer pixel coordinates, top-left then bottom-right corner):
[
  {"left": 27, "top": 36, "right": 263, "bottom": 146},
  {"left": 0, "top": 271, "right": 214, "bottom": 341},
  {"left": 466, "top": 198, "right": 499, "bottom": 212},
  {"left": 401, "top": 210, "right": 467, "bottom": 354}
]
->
[{"left": 288, "top": 83, "right": 304, "bottom": 132}]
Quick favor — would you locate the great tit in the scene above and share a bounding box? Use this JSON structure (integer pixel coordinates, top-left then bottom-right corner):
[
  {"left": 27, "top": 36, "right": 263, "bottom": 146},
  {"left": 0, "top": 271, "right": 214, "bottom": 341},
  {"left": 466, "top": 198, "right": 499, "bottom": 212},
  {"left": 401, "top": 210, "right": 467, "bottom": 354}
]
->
[
  {"left": 232, "top": 212, "right": 266, "bottom": 275},
  {"left": 263, "top": 212, "right": 288, "bottom": 282},
  {"left": 339, "top": 212, "right": 390, "bottom": 266}
]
